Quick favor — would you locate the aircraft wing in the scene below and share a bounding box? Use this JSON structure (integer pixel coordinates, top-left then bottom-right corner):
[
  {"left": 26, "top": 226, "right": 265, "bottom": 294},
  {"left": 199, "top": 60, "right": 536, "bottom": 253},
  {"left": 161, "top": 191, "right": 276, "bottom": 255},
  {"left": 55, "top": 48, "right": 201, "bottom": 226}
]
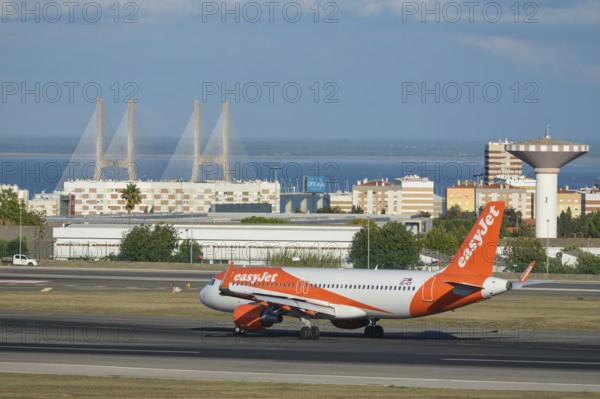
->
[
  {"left": 253, "top": 294, "right": 336, "bottom": 317},
  {"left": 218, "top": 262, "right": 336, "bottom": 318}
]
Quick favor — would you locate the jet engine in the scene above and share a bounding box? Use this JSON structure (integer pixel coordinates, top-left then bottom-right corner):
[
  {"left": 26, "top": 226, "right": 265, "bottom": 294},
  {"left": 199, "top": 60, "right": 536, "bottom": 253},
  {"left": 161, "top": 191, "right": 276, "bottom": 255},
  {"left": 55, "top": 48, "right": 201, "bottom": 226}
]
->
[
  {"left": 233, "top": 304, "right": 283, "bottom": 331},
  {"left": 331, "top": 319, "right": 370, "bottom": 330}
]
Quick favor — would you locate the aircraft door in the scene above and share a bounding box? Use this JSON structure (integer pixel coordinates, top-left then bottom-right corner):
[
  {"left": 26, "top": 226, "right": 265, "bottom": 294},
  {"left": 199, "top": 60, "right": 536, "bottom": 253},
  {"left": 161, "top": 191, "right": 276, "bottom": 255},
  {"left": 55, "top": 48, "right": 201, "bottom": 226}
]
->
[{"left": 422, "top": 277, "right": 436, "bottom": 302}]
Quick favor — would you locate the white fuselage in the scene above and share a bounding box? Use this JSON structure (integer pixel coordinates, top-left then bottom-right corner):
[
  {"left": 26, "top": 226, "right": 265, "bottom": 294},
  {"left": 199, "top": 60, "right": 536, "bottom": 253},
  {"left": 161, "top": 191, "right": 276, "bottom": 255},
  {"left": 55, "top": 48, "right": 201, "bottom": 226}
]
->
[{"left": 200, "top": 267, "right": 510, "bottom": 320}]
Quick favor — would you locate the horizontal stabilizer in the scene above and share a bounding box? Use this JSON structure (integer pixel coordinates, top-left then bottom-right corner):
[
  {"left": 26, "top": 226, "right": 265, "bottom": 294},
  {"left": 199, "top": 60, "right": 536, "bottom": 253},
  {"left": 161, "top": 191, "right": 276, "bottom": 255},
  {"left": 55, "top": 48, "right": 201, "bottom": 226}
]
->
[
  {"left": 442, "top": 280, "right": 484, "bottom": 289},
  {"left": 442, "top": 280, "right": 483, "bottom": 297},
  {"left": 519, "top": 260, "right": 536, "bottom": 283},
  {"left": 512, "top": 280, "right": 546, "bottom": 289}
]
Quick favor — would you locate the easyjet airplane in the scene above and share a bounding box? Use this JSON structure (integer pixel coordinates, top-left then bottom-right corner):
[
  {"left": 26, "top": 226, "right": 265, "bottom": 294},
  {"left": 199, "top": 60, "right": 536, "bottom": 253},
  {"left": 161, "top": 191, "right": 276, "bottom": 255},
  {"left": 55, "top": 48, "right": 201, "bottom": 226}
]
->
[{"left": 200, "top": 201, "right": 536, "bottom": 339}]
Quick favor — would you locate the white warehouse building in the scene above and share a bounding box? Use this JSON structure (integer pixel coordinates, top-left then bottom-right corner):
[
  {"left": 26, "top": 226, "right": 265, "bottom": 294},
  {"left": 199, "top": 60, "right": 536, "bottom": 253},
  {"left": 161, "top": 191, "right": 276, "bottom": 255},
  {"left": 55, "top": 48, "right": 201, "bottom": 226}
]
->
[{"left": 53, "top": 224, "right": 362, "bottom": 266}]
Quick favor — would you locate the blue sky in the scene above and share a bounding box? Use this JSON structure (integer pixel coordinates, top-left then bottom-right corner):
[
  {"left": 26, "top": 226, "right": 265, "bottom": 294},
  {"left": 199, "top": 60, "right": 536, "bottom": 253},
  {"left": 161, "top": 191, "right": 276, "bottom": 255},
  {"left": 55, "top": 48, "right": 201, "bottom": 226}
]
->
[{"left": 2, "top": 0, "right": 600, "bottom": 142}]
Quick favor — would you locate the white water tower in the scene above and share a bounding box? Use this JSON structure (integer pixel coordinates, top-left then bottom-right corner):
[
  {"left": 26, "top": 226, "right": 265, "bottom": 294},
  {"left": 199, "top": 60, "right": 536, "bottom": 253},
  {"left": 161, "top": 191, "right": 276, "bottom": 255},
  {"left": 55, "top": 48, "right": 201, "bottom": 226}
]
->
[{"left": 506, "top": 128, "right": 589, "bottom": 238}]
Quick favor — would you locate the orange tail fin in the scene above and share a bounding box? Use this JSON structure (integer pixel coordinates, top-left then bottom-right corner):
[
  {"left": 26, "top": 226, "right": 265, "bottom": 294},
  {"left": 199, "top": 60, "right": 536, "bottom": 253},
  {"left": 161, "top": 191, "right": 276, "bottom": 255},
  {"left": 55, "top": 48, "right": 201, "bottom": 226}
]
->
[{"left": 442, "top": 201, "right": 505, "bottom": 277}]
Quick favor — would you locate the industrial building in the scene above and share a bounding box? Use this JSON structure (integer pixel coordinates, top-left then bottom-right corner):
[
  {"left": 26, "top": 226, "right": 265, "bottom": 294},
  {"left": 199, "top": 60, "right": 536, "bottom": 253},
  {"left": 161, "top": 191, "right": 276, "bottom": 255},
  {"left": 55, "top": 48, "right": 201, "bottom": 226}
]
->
[
  {"left": 52, "top": 213, "right": 434, "bottom": 263},
  {"left": 52, "top": 223, "right": 361, "bottom": 265}
]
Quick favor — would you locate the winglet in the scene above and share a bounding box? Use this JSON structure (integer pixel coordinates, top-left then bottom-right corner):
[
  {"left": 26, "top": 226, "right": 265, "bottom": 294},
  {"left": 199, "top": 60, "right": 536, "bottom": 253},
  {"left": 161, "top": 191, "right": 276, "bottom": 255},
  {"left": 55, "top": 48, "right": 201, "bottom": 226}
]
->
[
  {"left": 219, "top": 261, "right": 236, "bottom": 291},
  {"left": 519, "top": 260, "right": 536, "bottom": 283}
]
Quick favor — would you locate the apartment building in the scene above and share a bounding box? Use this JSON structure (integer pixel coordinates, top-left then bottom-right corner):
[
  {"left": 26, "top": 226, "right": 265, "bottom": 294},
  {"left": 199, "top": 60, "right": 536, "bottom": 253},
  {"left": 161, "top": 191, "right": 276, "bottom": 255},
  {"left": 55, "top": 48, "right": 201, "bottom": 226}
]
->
[{"left": 62, "top": 180, "right": 279, "bottom": 217}]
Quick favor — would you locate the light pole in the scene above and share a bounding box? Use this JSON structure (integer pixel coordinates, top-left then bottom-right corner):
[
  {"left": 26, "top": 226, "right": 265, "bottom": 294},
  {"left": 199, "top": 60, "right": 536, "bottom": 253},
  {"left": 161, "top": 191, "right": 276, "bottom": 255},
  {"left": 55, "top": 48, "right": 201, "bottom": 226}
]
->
[
  {"left": 546, "top": 218, "right": 550, "bottom": 274},
  {"left": 367, "top": 216, "right": 370, "bottom": 269},
  {"left": 186, "top": 228, "right": 193, "bottom": 264},
  {"left": 19, "top": 204, "right": 22, "bottom": 255}
]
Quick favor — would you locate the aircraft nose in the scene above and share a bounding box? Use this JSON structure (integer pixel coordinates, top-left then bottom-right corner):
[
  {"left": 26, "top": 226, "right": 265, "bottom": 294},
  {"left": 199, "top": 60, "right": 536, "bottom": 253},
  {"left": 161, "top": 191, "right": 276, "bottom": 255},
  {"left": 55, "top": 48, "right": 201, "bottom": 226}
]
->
[{"left": 199, "top": 285, "right": 208, "bottom": 304}]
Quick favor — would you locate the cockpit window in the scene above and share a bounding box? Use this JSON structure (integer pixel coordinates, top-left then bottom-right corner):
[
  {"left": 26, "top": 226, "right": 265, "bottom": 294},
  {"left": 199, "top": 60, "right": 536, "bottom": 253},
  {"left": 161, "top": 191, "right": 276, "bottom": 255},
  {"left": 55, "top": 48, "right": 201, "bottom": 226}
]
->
[{"left": 208, "top": 278, "right": 215, "bottom": 286}]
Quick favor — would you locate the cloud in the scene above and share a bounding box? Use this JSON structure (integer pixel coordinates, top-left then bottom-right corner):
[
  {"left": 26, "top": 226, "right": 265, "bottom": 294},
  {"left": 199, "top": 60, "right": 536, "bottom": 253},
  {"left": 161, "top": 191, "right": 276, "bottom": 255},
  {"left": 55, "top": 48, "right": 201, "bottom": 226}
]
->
[
  {"left": 461, "top": 35, "right": 600, "bottom": 84},
  {"left": 537, "top": 0, "right": 600, "bottom": 25}
]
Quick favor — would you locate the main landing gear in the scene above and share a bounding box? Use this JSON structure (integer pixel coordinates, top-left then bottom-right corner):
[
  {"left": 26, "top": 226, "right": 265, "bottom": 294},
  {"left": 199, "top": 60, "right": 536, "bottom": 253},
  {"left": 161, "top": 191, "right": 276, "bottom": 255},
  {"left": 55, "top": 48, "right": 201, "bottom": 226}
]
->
[
  {"left": 299, "top": 317, "right": 320, "bottom": 340},
  {"left": 364, "top": 319, "right": 384, "bottom": 338}
]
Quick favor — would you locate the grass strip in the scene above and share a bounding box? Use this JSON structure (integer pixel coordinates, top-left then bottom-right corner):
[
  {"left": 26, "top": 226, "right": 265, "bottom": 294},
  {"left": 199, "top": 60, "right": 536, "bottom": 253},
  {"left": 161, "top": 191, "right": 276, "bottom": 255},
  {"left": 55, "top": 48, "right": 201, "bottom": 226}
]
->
[
  {"left": 0, "top": 373, "right": 598, "bottom": 399},
  {"left": 0, "top": 290, "right": 598, "bottom": 331}
]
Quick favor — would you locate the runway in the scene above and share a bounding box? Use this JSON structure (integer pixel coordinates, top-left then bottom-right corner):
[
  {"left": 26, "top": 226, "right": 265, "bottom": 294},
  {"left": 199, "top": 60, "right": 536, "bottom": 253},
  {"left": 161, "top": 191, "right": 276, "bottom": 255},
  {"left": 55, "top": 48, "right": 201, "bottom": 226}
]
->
[
  {"left": 0, "top": 267, "right": 212, "bottom": 291},
  {"left": 0, "top": 311, "right": 599, "bottom": 392},
  {"left": 1, "top": 266, "right": 600, "bottom": 295},
  {"left": 1, "top": 267, "right": 600, "bottom": 392}
]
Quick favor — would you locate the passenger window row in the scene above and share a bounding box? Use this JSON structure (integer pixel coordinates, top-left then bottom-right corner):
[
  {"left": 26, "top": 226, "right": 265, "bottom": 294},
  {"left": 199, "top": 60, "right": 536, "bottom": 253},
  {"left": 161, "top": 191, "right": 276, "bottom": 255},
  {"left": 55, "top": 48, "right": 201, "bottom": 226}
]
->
[{"left": 230, "top": 281, "right": 416, "bottom": 291}]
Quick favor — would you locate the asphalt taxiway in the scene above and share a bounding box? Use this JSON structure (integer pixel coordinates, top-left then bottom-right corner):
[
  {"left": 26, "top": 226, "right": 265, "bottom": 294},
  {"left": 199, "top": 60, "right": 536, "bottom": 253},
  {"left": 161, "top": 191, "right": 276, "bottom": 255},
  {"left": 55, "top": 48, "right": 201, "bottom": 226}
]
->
[
  {"left": 1, "top": 267, "right": 600, "bottom": 295},
  {"left": 1, "top": 267, "right": 599, "bottom": 392},
  {"left": 0, "top": 311, "right": 599, "bottom": 392}
]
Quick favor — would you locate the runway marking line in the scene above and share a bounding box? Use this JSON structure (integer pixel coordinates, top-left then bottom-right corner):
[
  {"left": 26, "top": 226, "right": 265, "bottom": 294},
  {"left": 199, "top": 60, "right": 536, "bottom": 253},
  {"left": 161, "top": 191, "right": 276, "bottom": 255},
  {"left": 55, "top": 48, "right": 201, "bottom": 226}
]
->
[
  {"left": 0, "top": 345, "right": 200, "bottom": 355},
  {"left": 0, "top": 362, "right": 599, "bottom": 391},
  {"left": 444, "top": 358, "right": 600, "bottom": 366},
  {"left": 522, "top": 288, "right": 600, "bottom": 293}
]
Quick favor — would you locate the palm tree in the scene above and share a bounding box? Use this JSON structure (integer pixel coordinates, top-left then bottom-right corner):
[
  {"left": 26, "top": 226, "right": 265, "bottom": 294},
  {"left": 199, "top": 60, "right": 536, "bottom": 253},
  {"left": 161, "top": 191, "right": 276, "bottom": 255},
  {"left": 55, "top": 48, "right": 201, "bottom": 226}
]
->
[{"left": 120, "top": 183, "right": 142, "bottom": 224}]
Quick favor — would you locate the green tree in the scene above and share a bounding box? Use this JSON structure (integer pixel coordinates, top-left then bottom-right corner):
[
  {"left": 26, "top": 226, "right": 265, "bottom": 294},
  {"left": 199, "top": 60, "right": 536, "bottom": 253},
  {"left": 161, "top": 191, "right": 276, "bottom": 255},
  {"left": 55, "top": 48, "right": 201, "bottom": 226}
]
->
[
  {"left": 434, "top": 206, "right": 477, "bottom": 241},
  {"left": 119, "top": 224, "right": 179, "bottom": 262},
  {"left": 585, "top": 211, "right": 600, "bottom": 238},
  {"left": 504, "top": 237, "right": 545, "bottom": 272},
  {"left": 449, "top": 225, "right": 469, "bottom": 248},
  {"left": 516, "top": 222, "right": 535, "bottom": 238},
  {"left": 0, "top": 189, "right": 42, "bottom": 226},
  {"left": 316, "top": 206, "right": 344, "bottom": 214},
  {"left": 445, "top": 205, "right": 464, "bottom": 220},
  {"left": 173, "top": 239, "right": 203, "bottom": 263},
  {"left": 557, "top": 208, "right": 575, "bottom": 238},
  {"left": 0, "top": 237, "right": 29, "bottom": 257},
  {"left": 120, "top": 183, "right": 142, "bottom": 224},
  {"left": 350, "top": 205, "right": 364, "bottom": 214},
  {"left": 576, "top": 252, "right": 600, "bottom": 274},
  {"left": 241, "top": 216, "right": 289, "bottom": 224},
  {"left": 346, "top": 218, "right": 377, "bottom": 228},
  {"left": 422, "top": 225, "right": 459, "bottom": 255},
  {"left": 349, "top": 222, "right": 420, "bottom": 269}
]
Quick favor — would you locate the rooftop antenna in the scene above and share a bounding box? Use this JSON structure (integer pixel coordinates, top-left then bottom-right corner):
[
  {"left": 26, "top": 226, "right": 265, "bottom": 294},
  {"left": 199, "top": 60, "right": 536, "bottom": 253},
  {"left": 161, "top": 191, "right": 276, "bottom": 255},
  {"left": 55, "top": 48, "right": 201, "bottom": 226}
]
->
[{"left": 545, "top": 124, "right": 551, "bottom": 139}]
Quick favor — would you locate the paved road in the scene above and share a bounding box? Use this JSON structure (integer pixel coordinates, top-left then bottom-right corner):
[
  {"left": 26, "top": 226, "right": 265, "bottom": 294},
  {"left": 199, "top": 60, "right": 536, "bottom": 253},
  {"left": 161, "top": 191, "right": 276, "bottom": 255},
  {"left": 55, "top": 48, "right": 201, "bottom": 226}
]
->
[
  {"left": 1, "top": 267, "right": 600, "bottom": 295},
  {"left": 0, "top": 311, "right": 598, "bottom": 392}
]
